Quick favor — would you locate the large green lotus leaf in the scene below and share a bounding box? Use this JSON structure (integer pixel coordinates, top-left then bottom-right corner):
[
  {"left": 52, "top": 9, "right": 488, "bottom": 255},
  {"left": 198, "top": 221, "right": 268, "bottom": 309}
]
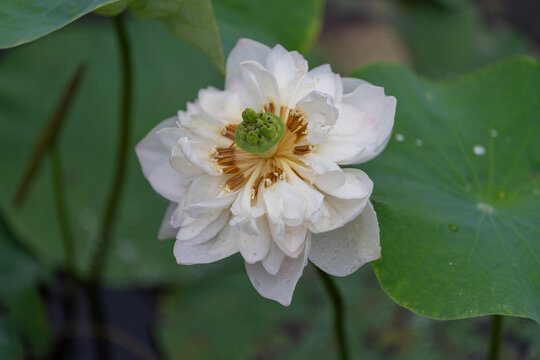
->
[
  {"left": 352, "top": 57, "right": 540, "bottom": 323},
  {"left": 212, "top": 0, "right": 323, "bottom": 55},
  {"left": 0, "top": 0, "right": 117, "bottom": 48}
]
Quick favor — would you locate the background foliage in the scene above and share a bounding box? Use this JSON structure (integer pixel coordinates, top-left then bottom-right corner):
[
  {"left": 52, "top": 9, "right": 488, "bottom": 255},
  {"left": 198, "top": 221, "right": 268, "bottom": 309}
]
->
[{"left": 0, "top": 0, "right": 538, "bottom": 358}]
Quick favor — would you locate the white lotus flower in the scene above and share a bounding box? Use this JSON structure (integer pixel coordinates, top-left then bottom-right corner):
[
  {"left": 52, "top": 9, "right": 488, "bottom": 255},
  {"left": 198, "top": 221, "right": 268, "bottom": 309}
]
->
[{"left": 136, "top": 39, "right": 396, "bottom": 305}]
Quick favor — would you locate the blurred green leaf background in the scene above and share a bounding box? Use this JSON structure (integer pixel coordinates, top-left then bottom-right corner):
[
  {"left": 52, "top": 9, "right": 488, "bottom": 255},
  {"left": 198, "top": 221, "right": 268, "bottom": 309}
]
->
[{"left": 0, "top": 0, "right": 538, "bottom": 359}]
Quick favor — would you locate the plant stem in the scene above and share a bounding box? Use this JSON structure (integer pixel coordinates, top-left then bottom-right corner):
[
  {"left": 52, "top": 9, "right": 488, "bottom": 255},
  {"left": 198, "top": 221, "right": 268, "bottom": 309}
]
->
[
  {"left": 315, "top": 267, "right": 350, "bottom": 360},
  {"left": 89, "top": 14, "right": 132, "bottom": 283},
  {"left": 12, "top": 64, "right": 86, "bottom": 207},
  {"left": 50, "top": 143, "right": 76, "bottom": 299},
  {"left": 488, "top": 315, "right": 503, "bottom": 360}
]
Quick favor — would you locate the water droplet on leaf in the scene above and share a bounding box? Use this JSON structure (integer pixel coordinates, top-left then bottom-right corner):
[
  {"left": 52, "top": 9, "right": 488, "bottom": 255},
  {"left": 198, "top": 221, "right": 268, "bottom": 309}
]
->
[
  {"left": 415, "top": 139, "right": 423, "bottom": 146},
  {"left": 490, "top": 129, "right": 498, "bottom": 137},
  {"left": 395, "top": 133, "right": 404, "bottom": 142},
  {"left": 448, "top": 224, "right": 459, "bottom": 232},
  {"left": 473, "top": 145, "right": 486, "bottom": 156},
  {"left": 477, "top": 202, "right": 494, "bottom": 213}
]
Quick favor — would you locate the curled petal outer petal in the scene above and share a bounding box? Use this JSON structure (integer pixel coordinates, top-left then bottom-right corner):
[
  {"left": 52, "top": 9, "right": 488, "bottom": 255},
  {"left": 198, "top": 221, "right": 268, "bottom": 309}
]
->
[
  {"left": 262, "top": 242, "right": 287, "bottom": 275},
  {"left": 245, "top": 235, "right": 311, "bottom": 306},
  {"left": 178, "top": 137, "right": 220, "bottom": 175},
  {"left": 309, "top": 201, "right": 381, "bottom": 276},
  {"left": 316, "top": 83, "right": 396, "bottom": 165},
  {"left": 237, "top": 217, "right": 272, "bottom": 264},
  {"left": 295, "top": 91, "right": 339, "bottom": 145},
  {"left": 307, "top": 64, "right": 343, "bottom": 104},
  {"left": 135, "top": 118, "right": 190, "bottom": 202},
  {"left": 174, "top": 234, "right": 236, "bottom": 265},
  {"left": 158, "top": 202, "right": 178, "bottom": 240},
  {"left": 226, "top": 38, "right": 271, "bottom": 89},
  {"left": 309, "top": 168, "right": 373, "bottom": 233},
  {"left": 177, "top": 210, "right": 230, "bottom": 246},
  {"left": 240, "top": 61, "right": 281, "bottom": 111}
]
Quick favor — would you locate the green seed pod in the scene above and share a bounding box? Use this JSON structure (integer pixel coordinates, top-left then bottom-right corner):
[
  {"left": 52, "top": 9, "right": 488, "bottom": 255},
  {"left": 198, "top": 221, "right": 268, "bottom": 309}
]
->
[{"left": 235, "top": 108, "right": 285, "bottom": 154}]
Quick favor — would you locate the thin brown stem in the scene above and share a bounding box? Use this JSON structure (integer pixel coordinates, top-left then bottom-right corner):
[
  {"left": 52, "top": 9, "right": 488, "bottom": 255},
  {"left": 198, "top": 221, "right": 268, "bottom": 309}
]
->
[{"left": 12, "top": 64, "right": 86, "bottom": 207}]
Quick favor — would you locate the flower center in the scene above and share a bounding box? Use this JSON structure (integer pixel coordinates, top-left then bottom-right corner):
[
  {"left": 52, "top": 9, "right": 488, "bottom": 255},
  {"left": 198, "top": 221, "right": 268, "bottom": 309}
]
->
[
  {"left": 235, "top": 108, "right": 285, "bottom": 157},
  {"left": 214, "top": 103, "right": 313, "bottom": 195}
]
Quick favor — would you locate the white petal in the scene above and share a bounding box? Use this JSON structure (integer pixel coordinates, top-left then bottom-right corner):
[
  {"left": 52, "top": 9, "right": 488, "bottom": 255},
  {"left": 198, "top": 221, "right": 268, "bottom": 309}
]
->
[
  {"left": 295, "top": 91, "right": 338, "bottom": 144},
  {"left": 342, "top": 77, "right": 369, "bottom": 94},
  {"left": 177, "top": 210, "right": 229, "bottom": 246},
  {"left": 245, "top": 235, "right": 311, "bottom": 306},
  {"left": 308, "top": 169, "right": 373, "bottom": 233},
  {"left": 146, "top": 163, "right": 190, "bottom": 202},
  {"left": 309, "top": 201, "right": 381, "bottom": 276},
  {"left": 280, "top": 225, "right": 308, "bottom": 258},
  {"left": 207, "top": 224, "right": 239, "bottom": 255},
  {"left": 174, "top": 236, "right": 234, "bottom": 265},
  {"left": 170, "top": 145, "right": 205, "bottom": 175},
  {"left": 341, "top": 84, "right": 396, "bottom": 164},
  {"left": 262, "top": 242, "right": 286, "bottom": 275},
  {"left": 184, "top": 192, "right": 236, "bottom": 217},
  {"left": 298, "top": 153, "right": 345, "bottom": 193},
  {"left": 182, "top": 175, "right": 229, "bottom": 211},
  {"left": 322, "top": 168, "right": 373, "bottom": 200},
  {"left": 237, "top": 217, "right": 272, "bottom": 263},
  {"left": 230, "top": 172, "right": 265, "bottom": 229},
  {"left": 307, "top": 64, "right": 343, "bottom": 103},
  {"left": 135, "top": 118, "right": 189, "bottom": 202},
  {"left": 197, "top": 87, "right": 243, "bottom": 123},
  {"left": 282, "top": 164, "right": 325, "bottom": 223},
  {"left": 314, "top": 103, "right": 366, "bottom": 164},
  {"left": 156, "top": 126, "right": 184, "bottom": 148},
  {"left": 266, "top": 44, "right": 297, "bottom": 91},
  {"left": 226, "top": 38, "right": 271, "bottom": 89},
  {"left": 157, "top": 202, "right": 178, "bottom": 240},
  {"left": 178, "top": 137, "right": 220, "bottom": 175},
  {"left": 261, "top": 181, "right": 304, "bottom": 227},
  {"left": 240, "top": 61, "right": 281, "bottom": 110}
]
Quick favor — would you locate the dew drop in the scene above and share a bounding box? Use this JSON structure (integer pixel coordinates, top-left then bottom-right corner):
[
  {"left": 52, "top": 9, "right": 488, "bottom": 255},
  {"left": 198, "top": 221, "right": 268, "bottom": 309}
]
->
[
  {"left": 448, "top": 223, "right": 459, "bottom": 232},
  {"left": 415, "top": 139, "right": 423, "bottom": 147},
  {"left": 395, "top": 133, "right": 405, "bottom": 142},
  {"left": 490, "top": 129, "right": 498, "bottom": 138},
  {"left": 477, "top": 202, "right": 494, "bottom": 214},
  {"left": 473, "top": 145, "right": 486, "bottom": 156},
  {"left": 497, "top": 190, "right": 506, "bottom": 200},
  {"left": 448, "top": 262, "right": 453, "bottom": 266}
]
